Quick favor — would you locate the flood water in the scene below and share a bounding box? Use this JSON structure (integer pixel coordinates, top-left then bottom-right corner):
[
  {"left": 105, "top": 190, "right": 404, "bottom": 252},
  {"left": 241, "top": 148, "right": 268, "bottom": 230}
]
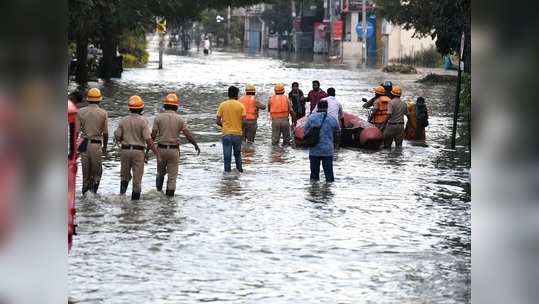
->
[{"left": 69, "top": 45, "right": 470, "bottom": 303}]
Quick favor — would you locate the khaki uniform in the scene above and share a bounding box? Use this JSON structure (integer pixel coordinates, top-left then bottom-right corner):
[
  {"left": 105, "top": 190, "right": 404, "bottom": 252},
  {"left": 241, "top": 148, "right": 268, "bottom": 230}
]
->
[
  {"left": 243, "top": 121, "right": 257, "bottom": 142},
  {"left": 152, "top": 110, "right": 186, "bottom": 191},
  {"left": 271, "top": 118, "right": 291, "bottom": 145},
  {"left": 114, "top": 113, "right": 151, "bottom": 194},
  {"left": 383, "top": 97, "right": 408, "bottom": 148},
  {"left": 77, "top": 104, "right": 108, "bottom": 191}
]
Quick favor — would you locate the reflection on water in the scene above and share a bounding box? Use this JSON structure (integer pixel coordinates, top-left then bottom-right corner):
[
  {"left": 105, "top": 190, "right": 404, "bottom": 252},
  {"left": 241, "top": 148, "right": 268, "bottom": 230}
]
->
[{"left": 69, "top": 49, "right": 470, "bottom": 304}]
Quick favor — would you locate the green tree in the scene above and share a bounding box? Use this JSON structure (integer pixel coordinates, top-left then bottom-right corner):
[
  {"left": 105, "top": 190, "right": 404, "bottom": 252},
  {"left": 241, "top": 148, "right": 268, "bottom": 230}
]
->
[{"left": 374, "top": 0, "right": 470, "bottom": 59}]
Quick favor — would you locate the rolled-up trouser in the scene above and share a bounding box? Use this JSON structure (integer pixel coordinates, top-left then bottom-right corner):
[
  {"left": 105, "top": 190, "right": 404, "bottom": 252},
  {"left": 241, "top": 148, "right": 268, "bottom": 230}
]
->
[
  {"left": 157, "top": 147, "right": 180, "bottom": 191},
  {"left": 81, "top": 142, "right": 102, "bottom": 189},
  {"left": 120, "top": 149, "right": 145, "bottom": 193},
  {"left": 383, "top": 123, "right": 405, "bottom": 148},
  {"left": 242, "top": 120, "right": 258, "bottom": 142},
  {"left": 271, "top": 118, "right": 290, "bottom": 146}
]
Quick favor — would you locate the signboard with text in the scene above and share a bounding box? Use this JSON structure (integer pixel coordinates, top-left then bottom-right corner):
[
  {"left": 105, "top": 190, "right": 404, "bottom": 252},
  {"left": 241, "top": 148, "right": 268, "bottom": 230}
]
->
[{"left": 333, "top": 20, "right": 344, "bottom": 40}]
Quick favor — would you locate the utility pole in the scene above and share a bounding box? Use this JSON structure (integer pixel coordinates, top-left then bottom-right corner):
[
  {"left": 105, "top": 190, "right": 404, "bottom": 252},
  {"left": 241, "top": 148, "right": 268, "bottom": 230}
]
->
[
  {"left": 227, "top": 6, "right": 231, "bottom": 48},
  {"left": 451, "top": 32, "right": 465, "bottom": 149},
  {"left": 362, "top": 0, "right": 367, "bottom": 66}
]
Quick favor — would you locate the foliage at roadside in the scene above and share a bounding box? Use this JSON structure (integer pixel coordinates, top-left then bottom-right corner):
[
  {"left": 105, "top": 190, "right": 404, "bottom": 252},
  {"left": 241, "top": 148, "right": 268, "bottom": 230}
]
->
[
  {"left": 390, "top": 46, "right": 443, "bottom": 68},
  {"left": 460, "top": 72, "right": 471, "bottom": 113},
  {"left": 118, "top": 31, "right": 149, "bottom": 67}
]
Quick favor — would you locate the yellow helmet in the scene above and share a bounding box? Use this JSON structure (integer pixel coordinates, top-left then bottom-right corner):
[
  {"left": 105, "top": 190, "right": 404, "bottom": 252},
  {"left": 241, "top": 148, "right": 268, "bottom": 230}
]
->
[
  {"left": 128, "top": 95, "right": 144, "bottom": 109},
  {"left": 274, "top": 83, "right": 285, "bottom": 94},
  {"left": 163, "top": 93, "right": 179, "bottom": 106},
  {"left": 391, "top": 86, "right": 402, "bottom": 97},
  {"left": 246, "top": 84, "right": 256, "bottom": 94},
  {"left": 372, "top": 86, "right": 385, "bottom": 95},
  {"left": 86, "top": 88, "right": 102, "bottom": 102}
]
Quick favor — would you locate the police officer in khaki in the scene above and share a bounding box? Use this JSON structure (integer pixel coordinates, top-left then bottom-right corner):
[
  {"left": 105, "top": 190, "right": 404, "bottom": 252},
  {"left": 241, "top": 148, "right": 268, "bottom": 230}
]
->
[
  {"left": 383, "top": 86, "right": 408, "bottom": 148},
  {"left": 114, "top": 95, "right": 160, "bottom": 200},
  {"left": 77, "top": 88, "right": 108, "bottom": 194},
  {"left": 151, "top": 93, "right": 201, "bottom": 197}
]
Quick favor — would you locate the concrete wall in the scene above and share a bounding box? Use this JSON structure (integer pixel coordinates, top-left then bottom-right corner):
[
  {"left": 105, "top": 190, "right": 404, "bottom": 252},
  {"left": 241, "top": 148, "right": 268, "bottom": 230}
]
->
[{"left": 386, "top": 26, "right": 436, "bottom": 60}]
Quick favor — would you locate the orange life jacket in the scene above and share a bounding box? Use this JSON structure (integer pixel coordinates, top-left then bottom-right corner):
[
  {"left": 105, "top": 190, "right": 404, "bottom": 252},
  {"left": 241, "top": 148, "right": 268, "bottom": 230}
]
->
[
  {"left": 239, "top": 95, "right": 258, "bottom": 120},
  {"left": 269, "top": 95, "right": 289, "bottom": 119},
  {"left": 373, "top": 96, "right": 391, "bottom": 124}
]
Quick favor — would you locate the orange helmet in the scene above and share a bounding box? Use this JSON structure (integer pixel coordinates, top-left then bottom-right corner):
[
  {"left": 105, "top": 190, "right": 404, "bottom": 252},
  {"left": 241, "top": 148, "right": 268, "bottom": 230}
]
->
[
  {"left": 372, "top": 86, "right": 385, "bottom": 95},
  {"left": 86, "top": 88, "right": 103, "bottom": 102},
  {"left": 274, "top": 83, "right": 285, "bottom": 94},
  {"left": 391, "top": 86, "right": 402, "bottom": 97},
  {"left": 163, "top": 93, "right": 179, "bottom": 106},
  {"left": 128, "top": 95, "right": 144, "bottom": 109}
]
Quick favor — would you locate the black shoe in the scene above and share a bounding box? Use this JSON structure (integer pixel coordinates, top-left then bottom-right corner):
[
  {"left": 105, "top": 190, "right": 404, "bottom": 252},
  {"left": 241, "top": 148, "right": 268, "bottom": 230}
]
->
[
  {"left": 165, "top": 190, "right": 175, "bottom": 197},
  {"left": 92, "top": 181, "right": 100, "bottom": 193},
  {"left": 156, "top": 176, "right": 165, "bottom": 192},
  {"left": 120, "top": 181, "right": 129, "bottom": 195},
  {"left": 131, "top": 192, "right": 141, "bottom": 200},
  {"left": 82, "top": 186, "right": 89, "bottom": 195}
]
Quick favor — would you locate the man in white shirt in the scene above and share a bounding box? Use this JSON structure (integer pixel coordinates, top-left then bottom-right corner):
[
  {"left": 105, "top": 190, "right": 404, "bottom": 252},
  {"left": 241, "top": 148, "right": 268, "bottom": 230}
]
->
[{"left": 314, "top": 87, "right": 344, "bottom": 127}]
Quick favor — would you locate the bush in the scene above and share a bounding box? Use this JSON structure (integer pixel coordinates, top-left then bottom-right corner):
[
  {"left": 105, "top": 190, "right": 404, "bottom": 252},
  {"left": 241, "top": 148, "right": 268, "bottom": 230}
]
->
[
  {"left": 391, "top": 46, "right": 443, "bottom": 68},
  {"left": 118, "top": 31, "right": 149, "bottom": 68},
  {"left": 460, "top": 72, "right": 471, "bottom": 113}
]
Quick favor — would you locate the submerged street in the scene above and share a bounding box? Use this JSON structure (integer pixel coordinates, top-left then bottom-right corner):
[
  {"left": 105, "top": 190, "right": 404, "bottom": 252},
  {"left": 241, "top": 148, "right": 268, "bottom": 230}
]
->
[{"left": 69, "top": 48, "right": 470, "bottom": 303}]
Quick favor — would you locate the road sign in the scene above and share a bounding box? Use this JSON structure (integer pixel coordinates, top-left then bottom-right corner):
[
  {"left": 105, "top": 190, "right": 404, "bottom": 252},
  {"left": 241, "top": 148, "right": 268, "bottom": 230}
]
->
[
  {"left": 156, "top": 19, "right": 166, "bottom": 33},
  {"left": 355, "top": 20, "right": 374, "bottom": 39}
]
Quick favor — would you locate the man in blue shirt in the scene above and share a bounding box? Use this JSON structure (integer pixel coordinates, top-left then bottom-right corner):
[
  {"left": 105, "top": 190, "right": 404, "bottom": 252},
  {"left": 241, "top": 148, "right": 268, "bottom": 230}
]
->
[{"left": 304, "top": 100, "right": 340, "bottom": 182}]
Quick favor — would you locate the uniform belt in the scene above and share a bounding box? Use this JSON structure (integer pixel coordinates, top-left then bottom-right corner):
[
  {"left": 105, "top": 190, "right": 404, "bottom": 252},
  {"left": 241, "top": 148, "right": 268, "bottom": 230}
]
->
[
  {"left": 388, "top": 122, "right": 404, "bottom": 125},
  {"left": 158, "top": 144, "right": 179, "bottom": 149},
  {"left": 121, "top": 145, "right": 144, "bottom": 150},
  {"left": 90, "top": 140, "right": 102, "bottom": 144}
]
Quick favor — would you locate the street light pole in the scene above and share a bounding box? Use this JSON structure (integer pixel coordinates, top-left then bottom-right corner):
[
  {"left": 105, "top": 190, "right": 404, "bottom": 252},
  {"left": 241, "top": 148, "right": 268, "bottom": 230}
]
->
[{"left": 362, "top": 0, "right": 367, "bottom": 66}]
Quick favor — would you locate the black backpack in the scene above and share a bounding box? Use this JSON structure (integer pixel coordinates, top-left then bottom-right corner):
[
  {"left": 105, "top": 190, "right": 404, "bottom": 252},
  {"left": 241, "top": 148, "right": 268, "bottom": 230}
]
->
[
  {"left": 416, "top": 104, "right": 429, "bottom": 127},
  {"left": 303, "top": 113, "right": 327, "bottom": 147}
]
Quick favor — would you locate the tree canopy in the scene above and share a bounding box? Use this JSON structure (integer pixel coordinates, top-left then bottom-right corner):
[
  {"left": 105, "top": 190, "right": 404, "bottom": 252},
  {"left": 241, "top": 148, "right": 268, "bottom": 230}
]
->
[{"left": 374, "top": 0, "right": 470, "bottom": 57}]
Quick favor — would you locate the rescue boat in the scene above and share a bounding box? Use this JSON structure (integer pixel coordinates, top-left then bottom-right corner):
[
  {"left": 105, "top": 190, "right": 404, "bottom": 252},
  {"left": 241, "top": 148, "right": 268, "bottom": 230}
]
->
[
  {"left": 294, "top": 112, "right": 384, "bottom": 149},
  {"left": 68, "top": 100, "right": 79, "bottom": 251}
]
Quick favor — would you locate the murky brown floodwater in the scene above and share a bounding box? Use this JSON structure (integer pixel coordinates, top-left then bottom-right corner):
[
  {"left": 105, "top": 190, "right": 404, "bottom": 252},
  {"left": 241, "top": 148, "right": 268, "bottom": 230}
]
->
[{"left": 69, "top": 41, "right": 470, "bottom": 303}]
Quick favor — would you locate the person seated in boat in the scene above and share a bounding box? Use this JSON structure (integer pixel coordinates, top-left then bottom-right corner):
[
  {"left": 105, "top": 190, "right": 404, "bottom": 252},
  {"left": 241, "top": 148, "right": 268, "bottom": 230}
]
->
[
  {"left": 314, "top": 87, "right": 344, "bottom": 127},
  {"left": 370, "top": 86, "right": 392, "bottom": 129}
]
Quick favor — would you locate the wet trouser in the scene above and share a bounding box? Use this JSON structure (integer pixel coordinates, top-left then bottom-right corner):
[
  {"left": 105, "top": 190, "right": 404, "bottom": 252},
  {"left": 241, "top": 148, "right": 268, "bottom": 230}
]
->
[
  {"left": 271, "top": 118, "right": 290, "bottom": 146},
  {"left": 383, "top": 123, "right": 405, "bottom": 148},
  {"left": 120, "top": 148, "right": 145, "bottom": 194},
  {"left": 309, "top": 155, "right": 334, "bottom": 182},
  {"left": 222, "top": 135, "right": 242, "bottom": 172},
  {"left": 242, "top": 120, "right": 258, "bottom": 143},
  {"left": 157, "top": 146, "right": 180, "bottom": 191},
  {"left": 81, "top": 141, "right": 102, "bottom": 192}
]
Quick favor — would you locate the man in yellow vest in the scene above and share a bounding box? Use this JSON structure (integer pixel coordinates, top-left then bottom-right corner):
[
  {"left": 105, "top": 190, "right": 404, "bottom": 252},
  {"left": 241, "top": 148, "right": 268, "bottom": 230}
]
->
[
  {"left": 239, "top": 84, "right": 266, "bottom": 143},
  {"left": 268, "top": 83, "right": 296, "bottom": 146}
]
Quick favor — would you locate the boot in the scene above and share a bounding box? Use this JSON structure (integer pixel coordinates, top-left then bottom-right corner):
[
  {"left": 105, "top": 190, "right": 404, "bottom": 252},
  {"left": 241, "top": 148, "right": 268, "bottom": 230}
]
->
[
  {"left": 120, "top": 181, "right": 129, "bottom": 195},
  {"left": 165, "top": 189, "right": 175, "bottom": 197},
  {"left": 92, "top": 181, "right": 100, "bottom": 194},
  {"left": 156, "top": 176, "right": 165, "bottom": 192},
  {"left": 131, "top": 192, "right": 141, "bottom": 201}
]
